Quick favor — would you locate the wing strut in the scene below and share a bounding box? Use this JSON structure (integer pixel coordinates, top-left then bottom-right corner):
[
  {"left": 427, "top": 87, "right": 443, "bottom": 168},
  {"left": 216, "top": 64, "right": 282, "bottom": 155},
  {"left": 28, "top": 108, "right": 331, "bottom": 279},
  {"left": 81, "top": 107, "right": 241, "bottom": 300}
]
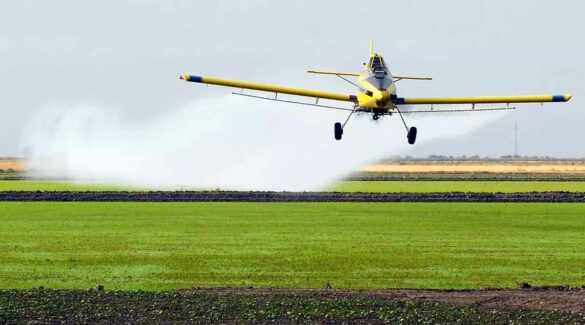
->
[
  {"left": 232, "top": 91, "right": 355, "bottom": 112},
  {"left": 400, "top": 106, "right": 516, "bottom": 113},
  {"left": 393, "top": 76, "right": 433, "bottom": 82}
]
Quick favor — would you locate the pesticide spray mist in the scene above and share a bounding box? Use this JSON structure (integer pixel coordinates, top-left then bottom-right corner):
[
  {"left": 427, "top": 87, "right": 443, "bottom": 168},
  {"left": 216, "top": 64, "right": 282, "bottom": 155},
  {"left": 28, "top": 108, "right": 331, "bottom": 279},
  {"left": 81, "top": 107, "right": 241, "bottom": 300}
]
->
[{"left": 20, "top": 96, "right": 504, "bottom": 191}]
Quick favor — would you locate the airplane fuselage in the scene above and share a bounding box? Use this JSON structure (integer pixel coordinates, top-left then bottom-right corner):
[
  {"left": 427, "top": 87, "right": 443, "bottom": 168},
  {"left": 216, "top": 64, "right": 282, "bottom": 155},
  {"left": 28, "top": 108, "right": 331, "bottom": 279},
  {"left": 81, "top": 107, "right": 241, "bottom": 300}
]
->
[{"left": 356, "top": 54, "right": 395, "bottom": 113}]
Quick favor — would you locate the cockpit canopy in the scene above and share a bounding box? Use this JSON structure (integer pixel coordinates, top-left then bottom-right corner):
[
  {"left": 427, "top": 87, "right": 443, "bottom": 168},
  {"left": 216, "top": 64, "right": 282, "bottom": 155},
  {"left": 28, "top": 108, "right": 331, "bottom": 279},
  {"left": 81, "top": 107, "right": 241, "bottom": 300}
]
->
[{"left": 369, "top": 56, "right": 388, "bottom": 79}]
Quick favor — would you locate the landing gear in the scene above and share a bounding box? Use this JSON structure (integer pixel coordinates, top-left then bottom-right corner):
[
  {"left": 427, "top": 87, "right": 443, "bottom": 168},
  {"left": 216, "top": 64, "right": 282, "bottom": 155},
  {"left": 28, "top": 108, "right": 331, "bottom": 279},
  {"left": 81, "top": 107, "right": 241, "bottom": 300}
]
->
[
  {"left": 407, "top": 127, "right": 417, "bottom": 145},
  {"left": 333, "top": 106, "right": 418, "bottom": 144},
  {"left": 394, "top": 106, "right": 417, "bottom": 145},
  {"left": 334, "top": 107, "right": 358, "bottom": 141},
  {"left": 334, "top": 122, "right": 343, "bottom": 140}
]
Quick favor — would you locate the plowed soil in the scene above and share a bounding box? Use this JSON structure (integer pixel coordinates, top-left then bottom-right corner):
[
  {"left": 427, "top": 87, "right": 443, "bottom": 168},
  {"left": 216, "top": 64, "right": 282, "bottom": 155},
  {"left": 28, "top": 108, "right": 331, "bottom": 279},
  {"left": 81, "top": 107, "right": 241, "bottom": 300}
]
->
[
  {"left": 1, "top": 191, "right": 584, "bottom": 202},
  {"left": 1, "top": 287, "right": 584, "bottom": 324},
  {"left": 178, "top": 287, "right": 585, "bottom": 312}
]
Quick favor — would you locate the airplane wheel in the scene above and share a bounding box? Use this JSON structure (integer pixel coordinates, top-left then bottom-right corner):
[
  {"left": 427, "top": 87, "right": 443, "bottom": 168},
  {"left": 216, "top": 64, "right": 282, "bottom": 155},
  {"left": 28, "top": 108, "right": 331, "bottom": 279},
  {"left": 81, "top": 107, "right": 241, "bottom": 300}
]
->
[
  {"left": 373, "top": 114, "right": 379, "bottom": 121},
  {"left": 334, "top": 122, "right": 343, "bottom": 140},
  {"left": 407, "top": 127, "right": 417, "bottom": 145}
]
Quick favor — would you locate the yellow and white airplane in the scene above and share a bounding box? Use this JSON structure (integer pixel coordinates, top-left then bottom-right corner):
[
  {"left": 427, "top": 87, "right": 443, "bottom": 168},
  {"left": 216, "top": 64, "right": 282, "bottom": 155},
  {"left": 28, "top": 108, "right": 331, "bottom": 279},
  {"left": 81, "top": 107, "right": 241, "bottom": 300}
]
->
[{"left": 180, "top": 41, "right": 571, "bottom": 144}]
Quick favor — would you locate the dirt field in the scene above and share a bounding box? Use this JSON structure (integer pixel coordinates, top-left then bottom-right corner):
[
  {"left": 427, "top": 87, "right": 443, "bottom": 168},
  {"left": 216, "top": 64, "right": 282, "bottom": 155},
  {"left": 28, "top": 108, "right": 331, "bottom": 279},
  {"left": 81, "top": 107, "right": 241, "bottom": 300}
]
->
[
  {"left": 180, "top": 287, "right": 585, "bottom": 313},
  {"left": 1, "top": 191, "right": 585, "bottom": 202},
  {"left": 1, "top": 287, "right": 584, "bottom": 324},
  {"left": 364, "top": 160, "right": 585, "bottom": 174}
]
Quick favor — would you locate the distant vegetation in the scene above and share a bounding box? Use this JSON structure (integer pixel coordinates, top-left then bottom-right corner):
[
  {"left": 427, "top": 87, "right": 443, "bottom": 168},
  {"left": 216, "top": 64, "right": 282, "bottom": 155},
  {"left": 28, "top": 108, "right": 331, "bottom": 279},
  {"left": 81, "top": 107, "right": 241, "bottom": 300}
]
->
[{"left": 0, "top": 170, "right": 22, "bottom": 180}]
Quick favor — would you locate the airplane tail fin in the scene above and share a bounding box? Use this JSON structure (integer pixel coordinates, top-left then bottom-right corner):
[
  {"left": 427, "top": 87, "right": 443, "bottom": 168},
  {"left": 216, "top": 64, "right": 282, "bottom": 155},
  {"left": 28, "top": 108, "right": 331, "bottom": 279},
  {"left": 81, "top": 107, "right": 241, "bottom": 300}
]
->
[{"left": 370, "top": 39, "right": 374, "bottom": 57}]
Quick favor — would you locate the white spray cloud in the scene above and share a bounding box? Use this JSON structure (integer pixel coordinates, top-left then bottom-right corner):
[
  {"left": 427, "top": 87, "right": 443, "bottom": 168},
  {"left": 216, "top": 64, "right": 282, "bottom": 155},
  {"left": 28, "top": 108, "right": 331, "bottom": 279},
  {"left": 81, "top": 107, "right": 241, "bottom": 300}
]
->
[{"left": 20, "top": 96, "right": 506, "bottom": 191}]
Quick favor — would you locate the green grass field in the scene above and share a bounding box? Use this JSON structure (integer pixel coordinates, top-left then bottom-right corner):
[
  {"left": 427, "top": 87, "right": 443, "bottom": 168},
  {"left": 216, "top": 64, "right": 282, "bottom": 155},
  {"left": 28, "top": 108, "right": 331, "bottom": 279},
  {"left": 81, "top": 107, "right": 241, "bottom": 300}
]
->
[
  {"left": 0, "top": 202, "right": 584, "bottom": 290},
  {"left": 0, "top": 181, "right": 137, "bottom": 192},
  {"left": 1, "top": 180, "right": 585, "bottom": 192},
  {"left": 331, "top": 181, "right": 585, "bottom": 193}
]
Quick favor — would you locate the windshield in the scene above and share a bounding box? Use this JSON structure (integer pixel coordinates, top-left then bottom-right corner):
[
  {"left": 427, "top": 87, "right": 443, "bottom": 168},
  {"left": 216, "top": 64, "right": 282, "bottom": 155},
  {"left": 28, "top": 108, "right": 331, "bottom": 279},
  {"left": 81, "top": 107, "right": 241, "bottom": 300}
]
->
[{"left": 370, "top": 57, "right": 387, "bottom": 79}]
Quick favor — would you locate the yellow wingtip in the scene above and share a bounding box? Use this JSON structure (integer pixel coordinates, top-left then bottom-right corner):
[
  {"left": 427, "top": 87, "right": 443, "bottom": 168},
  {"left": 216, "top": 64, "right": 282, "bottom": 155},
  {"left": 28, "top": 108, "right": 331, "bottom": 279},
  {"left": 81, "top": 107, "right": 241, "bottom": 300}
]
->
[
  {"left": 180, "top": 74, "right": 189, "bottom": 81},
  {"left": 565, "top": 94, "right": 573, "bottom": 101}
]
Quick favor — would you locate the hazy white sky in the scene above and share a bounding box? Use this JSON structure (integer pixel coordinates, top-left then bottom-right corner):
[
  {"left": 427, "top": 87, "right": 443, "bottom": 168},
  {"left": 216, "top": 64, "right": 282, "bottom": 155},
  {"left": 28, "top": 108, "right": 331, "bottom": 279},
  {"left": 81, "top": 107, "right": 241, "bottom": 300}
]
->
[{"left": 1, "top": 0, "right": 583, "bottom": 157}]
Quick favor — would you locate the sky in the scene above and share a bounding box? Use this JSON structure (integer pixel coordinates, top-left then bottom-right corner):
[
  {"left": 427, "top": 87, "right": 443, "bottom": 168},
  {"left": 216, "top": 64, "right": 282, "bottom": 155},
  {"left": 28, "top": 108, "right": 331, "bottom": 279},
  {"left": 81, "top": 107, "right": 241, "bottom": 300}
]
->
[{"left": 0, "top": 0, "right": 583, "bottom": 158}]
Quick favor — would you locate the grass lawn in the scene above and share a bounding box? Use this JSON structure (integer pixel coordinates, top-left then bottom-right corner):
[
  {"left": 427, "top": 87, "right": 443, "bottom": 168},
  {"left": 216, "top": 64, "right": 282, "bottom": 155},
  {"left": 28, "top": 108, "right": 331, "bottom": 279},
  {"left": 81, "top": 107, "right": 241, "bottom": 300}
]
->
[
  {"left": 0, "top": 202, "right": 584, "bottom": 290},
  {"left": 331, "top": 181, "right": 585, "bottom": 193}
]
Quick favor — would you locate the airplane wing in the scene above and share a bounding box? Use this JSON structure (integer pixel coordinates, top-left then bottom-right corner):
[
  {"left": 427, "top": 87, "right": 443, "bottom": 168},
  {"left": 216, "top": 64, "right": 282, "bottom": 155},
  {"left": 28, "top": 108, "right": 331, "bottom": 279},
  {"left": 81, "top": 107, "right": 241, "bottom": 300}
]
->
[
  {"left": 180, "top": 74, "right": 357, "bottom": 103},
  {"left": 396, "top": 95, "right": 572, "bottom": 105}
]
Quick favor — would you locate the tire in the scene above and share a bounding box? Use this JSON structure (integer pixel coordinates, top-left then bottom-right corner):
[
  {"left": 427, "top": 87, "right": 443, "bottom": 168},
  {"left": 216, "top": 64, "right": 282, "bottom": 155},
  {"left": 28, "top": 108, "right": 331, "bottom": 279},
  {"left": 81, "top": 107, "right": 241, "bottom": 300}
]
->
[
  {"left": 407, "top": 127, "right": 417, "bottom": 145},
  {"left": 334, "top": 122, "right": 343, "bottom": 140}
]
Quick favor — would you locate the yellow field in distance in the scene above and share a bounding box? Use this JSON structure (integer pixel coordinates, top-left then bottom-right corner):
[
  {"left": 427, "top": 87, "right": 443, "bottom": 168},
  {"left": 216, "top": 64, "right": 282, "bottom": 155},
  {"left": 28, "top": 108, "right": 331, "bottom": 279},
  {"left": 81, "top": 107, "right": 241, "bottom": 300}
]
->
[
  {"left": 0, "top": 158, "right": 25, "bottom": 171},
  {"left": 363, "top": 160, "right": 585, "bottom": 174}
]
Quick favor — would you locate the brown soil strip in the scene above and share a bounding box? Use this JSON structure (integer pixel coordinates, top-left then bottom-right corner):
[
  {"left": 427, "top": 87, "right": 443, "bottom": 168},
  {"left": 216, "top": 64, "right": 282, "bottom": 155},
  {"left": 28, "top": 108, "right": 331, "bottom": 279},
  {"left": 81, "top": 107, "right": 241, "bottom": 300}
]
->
[
  {"left": 180, "top": 287, "right": 585, "bottom": 312},
  {"left": 3, "top": 287, "right": 584, "bottom": 323}
]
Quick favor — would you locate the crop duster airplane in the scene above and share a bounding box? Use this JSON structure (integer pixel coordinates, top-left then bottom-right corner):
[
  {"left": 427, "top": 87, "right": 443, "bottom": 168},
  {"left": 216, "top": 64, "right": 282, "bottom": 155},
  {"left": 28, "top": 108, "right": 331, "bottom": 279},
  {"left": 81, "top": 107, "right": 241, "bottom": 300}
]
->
[{"left": 180, "top": 41, "right": 571, "bottom": 144}]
